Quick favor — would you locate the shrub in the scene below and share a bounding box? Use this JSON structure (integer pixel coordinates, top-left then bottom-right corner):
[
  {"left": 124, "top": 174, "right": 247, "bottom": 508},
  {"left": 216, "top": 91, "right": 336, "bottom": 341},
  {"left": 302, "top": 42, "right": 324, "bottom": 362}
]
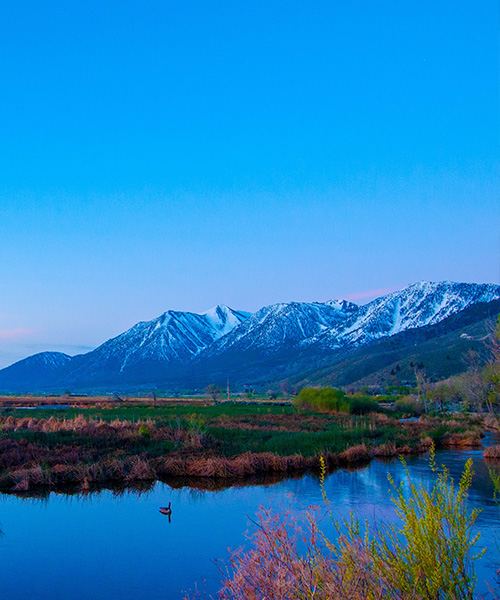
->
[
  {"left": 348, "top": 396, "right": 380, "bottom": 415},
  {"left": 138, "top": 424, "right": 150, "bottom": 438},
  {"left": 484, "top": 445, "right": 500, "bottom": 460},
  {"left": 293, "top": 387, "right": 347, "bottom": 413},
  {"left": 368, "top": 453, "right": 482, "bottom": 599},
  {"left": 202, "top": 451, "right": 483, "bottom": 600},
  {"left": 293, "top": 388, "right": 383, "bottom": 415},
  {"left": 395, "top": 395, "right": 424, "bottom": 417}
]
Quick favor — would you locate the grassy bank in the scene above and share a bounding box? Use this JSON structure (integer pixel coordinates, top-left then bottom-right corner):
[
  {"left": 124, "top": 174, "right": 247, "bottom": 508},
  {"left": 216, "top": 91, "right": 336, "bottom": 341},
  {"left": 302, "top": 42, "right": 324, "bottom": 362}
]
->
[{"left": 0, "top": 402, "right": 485, "bottom": 494}]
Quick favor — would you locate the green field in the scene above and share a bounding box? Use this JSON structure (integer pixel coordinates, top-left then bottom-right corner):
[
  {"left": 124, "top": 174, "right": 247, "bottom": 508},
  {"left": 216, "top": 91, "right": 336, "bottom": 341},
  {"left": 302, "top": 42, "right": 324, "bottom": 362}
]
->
[{"left": 0, "top": 402, "right": 485, "bottom": 494}]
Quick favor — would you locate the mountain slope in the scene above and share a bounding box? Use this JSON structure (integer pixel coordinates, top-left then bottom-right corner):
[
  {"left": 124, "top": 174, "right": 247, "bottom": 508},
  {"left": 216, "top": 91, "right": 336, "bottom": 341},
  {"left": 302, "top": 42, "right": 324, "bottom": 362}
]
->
[
  {"left": 0, "top": 352, "right": 72, "bottom": 392},
  {"left": 54, "top": 304, "right": 250, "bottom": 387},
  {"left": 291, "top": 299, "right": 500, "bottom": 389}
]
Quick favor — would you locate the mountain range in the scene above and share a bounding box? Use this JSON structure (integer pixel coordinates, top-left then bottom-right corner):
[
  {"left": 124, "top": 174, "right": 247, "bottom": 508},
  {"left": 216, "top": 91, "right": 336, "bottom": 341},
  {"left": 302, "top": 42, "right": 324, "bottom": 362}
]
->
[{"left": 1, "top": 281, "right": 499, "bottom": 393}]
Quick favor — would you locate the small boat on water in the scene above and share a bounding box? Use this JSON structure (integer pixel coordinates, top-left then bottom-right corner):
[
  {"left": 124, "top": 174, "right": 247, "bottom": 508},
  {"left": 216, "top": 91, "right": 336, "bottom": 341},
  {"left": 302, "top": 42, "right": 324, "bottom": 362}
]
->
[{"left": 159, "top": 502, "right": 172, "bottom": 516}]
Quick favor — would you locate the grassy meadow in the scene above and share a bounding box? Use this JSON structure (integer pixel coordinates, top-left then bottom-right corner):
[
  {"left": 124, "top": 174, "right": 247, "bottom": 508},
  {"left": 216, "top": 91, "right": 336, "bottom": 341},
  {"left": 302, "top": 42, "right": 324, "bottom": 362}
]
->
[{"left": 0, "top": 393, "right": 489, "bottom": 494}]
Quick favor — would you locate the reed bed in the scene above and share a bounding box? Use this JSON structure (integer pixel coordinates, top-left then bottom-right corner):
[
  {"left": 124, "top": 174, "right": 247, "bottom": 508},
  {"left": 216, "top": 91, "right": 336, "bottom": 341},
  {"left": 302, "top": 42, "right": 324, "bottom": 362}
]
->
[
  {"left": 484, "top": 445, "right": 500, "bottom": 459},
  {"left": 0, "top": 407, "right": 486, "bottom": 494}
]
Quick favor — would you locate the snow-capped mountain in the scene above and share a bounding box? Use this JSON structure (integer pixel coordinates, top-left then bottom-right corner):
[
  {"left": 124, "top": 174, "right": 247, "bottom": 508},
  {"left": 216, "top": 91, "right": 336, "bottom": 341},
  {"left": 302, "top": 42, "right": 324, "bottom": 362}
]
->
[
  {"left": 93, "top": 303, "right": 250, "bottom": 367},
  {"left": 196, "top": 282, "right": 500, "bottom": 366},
  {"left": 0, "top": 351, "right": 72, "bottom": 390},
  {"left": 0, "top": 281, "right": 499, "bottom": 391},
  {"left": 203, "top": 300, "right": 359, "bottom": 357},
  {"left": 318, "top": 281, "right": 500, "bottom": 349},
  {"left": 56, "top": 304, "right": 250, "bottom": 386}
]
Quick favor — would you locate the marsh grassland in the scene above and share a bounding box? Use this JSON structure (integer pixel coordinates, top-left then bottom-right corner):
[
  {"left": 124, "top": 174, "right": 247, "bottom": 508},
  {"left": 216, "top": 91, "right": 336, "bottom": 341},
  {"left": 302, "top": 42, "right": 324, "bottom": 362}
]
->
[{"left": 0, "top": 397, "right": 488, "bottom": 494}]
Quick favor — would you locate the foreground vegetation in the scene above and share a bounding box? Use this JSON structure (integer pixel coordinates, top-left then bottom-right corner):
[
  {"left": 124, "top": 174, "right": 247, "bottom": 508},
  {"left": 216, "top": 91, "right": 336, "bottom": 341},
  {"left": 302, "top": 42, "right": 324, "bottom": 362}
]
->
[
  {"left": 194, "top": 451, "right": 488, "bottom": 600},
  {"left": 0, "top": 399, "right": 490, "bottom": 494}
]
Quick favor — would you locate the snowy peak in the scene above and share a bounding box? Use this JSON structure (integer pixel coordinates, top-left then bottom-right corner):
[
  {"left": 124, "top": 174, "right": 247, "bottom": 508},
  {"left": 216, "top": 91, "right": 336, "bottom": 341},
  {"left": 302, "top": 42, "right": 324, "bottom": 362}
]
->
[
  {"left": 344, "top": 281, "right": 500, "bottom": 344},
  {"left": 324, "top": 299, "right": 359, "bottom": 314},
  {"left": 201, "top": 299, "right": 360, "bottom": 358},
  {"left": 198, "top": 281, "right": 500, "bottom": 361},
  {"left": 55, "top": 304, "right": 251, "bottom": 383},
  {"left": 20, "top": 351, "right": 72, "bottom": 369},
  {"left": 200, "top": 305, "right": 252, "bottom": 338},
  {"left": 0, "top": 351, "right": 72, "bottom": 391}
]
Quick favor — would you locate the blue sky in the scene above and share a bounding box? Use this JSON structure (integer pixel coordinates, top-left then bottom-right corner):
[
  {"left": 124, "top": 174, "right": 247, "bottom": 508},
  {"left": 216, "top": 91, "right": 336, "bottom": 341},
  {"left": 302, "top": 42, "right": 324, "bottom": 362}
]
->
[{"left": 0, "top": 1, "right": 498, "bottom": 367}]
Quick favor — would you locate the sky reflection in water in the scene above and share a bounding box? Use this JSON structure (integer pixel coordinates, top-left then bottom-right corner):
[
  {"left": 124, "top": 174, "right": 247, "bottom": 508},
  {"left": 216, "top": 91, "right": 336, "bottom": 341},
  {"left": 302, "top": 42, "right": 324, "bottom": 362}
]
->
[{"left": 0, "top": 446, "right": 498, "bottom": 600}]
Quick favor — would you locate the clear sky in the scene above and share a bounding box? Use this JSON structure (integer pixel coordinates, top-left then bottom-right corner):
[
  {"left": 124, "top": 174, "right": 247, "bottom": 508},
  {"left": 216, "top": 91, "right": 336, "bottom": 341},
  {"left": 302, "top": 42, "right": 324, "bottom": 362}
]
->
[{"left": 0, "top": 1, "right": 498, "bottom": 367}]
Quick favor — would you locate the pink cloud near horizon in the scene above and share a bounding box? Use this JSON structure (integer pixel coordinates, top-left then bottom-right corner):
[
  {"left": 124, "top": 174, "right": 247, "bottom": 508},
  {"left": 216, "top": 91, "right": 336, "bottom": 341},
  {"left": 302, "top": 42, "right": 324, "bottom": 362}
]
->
[
  {"left": 343, "top": 286, "right": 399, "bottom": 302},
  {"left": 0, "top": 328, "right": 37, "bottom": 340}
]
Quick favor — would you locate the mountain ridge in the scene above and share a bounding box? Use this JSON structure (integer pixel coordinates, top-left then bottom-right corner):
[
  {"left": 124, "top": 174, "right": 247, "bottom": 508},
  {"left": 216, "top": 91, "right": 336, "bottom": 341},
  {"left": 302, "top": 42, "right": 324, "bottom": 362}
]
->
[
  {"left": 0, "top": 281, "right": 499, "bottom": 392},
  {"left": 290, "top": 298, "right": 500, "bottom": 390}
]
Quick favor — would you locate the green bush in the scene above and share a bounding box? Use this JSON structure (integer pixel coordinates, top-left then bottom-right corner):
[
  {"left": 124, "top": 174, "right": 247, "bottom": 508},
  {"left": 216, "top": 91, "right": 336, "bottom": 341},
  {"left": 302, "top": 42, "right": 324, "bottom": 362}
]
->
[
  {"left": 349, "top": 396, "right": 380, "bottom": 415},
  {"left": 293, "top": 387, "right": 348, "bottom": 413},
  {"left": 368, "top": 453, "right": 483, "bottom": 598},
  {"left": 138, "top": 424, "right": 150, "bottom": 438},
  {"left": 293, "top": 388, "right": 383, "bottom": 415},
  {"left": 395, "top": 396, "right": 424, "bottom": 417}
]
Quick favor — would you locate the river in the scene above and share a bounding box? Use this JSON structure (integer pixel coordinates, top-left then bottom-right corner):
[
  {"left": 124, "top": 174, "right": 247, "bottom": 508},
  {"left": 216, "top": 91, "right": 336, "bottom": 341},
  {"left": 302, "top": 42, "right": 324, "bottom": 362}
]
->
[{"left": 0, "top": 442, "right": 498, "bottom": 599}]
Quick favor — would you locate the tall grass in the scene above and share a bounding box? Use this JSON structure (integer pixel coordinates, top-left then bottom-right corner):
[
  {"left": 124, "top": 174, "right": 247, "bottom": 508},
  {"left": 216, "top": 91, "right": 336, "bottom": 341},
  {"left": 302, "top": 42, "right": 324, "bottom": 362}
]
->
[{"left": 0, "top": 409, "right": 485, "bottom": 493}]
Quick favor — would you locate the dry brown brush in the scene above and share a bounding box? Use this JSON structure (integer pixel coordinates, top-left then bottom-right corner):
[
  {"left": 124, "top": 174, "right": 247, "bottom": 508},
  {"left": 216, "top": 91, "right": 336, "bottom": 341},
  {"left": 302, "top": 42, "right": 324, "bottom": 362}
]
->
[
  {"left": 0, "top": 411, "right": 487, "bottom": 494},
  {"left": 484, "top": 445, "right": 500, "bottom": 460},
  {"left": 186, "top": 453, "right": 484, "bottom": 600}
]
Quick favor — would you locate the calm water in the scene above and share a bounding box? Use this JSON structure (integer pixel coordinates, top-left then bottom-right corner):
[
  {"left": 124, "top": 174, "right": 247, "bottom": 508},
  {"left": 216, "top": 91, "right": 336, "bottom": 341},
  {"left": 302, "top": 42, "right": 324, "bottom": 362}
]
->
[{"left": 0, "top": 444, "right": 498, "bottom": 600}]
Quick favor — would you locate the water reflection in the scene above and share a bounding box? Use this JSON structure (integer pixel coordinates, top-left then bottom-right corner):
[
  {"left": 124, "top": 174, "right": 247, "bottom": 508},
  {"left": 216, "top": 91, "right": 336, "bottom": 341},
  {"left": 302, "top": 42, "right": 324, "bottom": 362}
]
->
[{"left": 0, "top": 447, "right": 498, "bottom": 600}]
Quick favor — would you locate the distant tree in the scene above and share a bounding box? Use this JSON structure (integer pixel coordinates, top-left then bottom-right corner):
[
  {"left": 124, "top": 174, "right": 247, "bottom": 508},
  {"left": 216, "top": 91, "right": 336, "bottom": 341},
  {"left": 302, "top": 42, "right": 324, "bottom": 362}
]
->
[
  {"left": 482, "top": 316, "right": 500, "bottom": 413},
  {"left": 280, "top": 379, "right": 290, "bottom": 397},
  {"left": 428, "top": 383, "right": 451, "bottom": 412},
  {"left": 457, "top": 350, "right": 488, "bottom": 411},
  {"left": 414, "top": 367, "right": 430, "bottom": 413},
  {"left": 205, "top": 384, "right": 222, "bottom": 402}
]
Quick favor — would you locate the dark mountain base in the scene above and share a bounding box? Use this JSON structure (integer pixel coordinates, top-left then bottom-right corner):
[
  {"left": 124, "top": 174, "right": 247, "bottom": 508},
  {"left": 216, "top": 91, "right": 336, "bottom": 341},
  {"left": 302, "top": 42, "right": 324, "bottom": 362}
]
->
[
  {"left": 291, "top": 300, "right": 500, "bottom": 390},
  {"left": 0, "top": 287, "right": 498, "bottom": 394}
]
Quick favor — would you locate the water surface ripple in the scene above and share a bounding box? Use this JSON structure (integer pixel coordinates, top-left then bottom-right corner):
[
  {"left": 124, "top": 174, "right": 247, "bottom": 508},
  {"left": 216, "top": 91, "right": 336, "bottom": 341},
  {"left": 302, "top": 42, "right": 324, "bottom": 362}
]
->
[{"left": 0, "top": 444, "right": 498, "bottom": 599}]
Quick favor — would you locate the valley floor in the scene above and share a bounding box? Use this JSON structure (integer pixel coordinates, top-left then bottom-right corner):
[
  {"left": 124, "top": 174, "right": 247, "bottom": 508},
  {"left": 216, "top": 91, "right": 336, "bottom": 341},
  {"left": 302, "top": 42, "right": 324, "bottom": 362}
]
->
[{"left": 0, "top": 399, "right": 490, "bottom": 495}]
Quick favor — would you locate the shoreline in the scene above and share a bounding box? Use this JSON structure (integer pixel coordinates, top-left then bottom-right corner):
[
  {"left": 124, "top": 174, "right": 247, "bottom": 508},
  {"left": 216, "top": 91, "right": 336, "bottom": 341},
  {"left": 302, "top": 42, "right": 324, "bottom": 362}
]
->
[
  {"left": 0, "top": 434, "right": 488, "bottom": 498},
  {"left": 0, "top": 404, "right": 492, "bottom": 496}
]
